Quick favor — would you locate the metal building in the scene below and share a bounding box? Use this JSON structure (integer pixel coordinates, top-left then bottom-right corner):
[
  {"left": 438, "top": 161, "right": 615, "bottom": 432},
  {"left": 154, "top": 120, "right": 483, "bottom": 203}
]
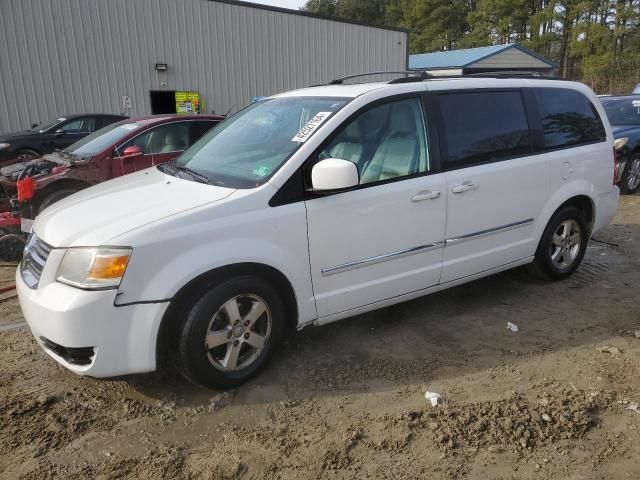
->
[
  {"left": 0, "top": 0, "right": 408, "bottom": 132},
  {"left": 409, "top": 44, "right": 556, "bottom": 76}
]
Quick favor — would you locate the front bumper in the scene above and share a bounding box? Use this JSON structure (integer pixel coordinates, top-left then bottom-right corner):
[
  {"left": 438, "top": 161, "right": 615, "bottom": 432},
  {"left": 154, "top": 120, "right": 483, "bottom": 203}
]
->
[{"left": 17, "top": 270, "right": 169, "bottom": 377}]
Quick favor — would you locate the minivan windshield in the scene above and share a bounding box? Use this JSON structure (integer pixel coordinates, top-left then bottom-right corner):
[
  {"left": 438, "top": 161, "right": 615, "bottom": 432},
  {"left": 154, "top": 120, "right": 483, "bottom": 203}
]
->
[
  {"left": 601, "top": 97, "right": 640, "bottom": 126},
  {"left": 172, "top": 97, "right": 348, "bottom": 188},
  {"left": 64, "top": 121, "right": 145, "bottom": 158}
]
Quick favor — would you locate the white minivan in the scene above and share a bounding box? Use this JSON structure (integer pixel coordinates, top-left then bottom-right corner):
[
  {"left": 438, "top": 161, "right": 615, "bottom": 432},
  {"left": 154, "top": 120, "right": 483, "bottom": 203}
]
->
[{"left": 18, "top": 76, "right": 619, "bottom": 389}]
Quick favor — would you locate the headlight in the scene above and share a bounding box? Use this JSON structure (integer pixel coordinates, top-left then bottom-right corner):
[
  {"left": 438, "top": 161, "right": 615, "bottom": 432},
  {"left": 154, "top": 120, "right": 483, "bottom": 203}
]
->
[
  {"left": 57, "top": 247, "right": 132, "bottom": 290},
  {"left": 0, "top": 143, "right": 11, "bottom": 150},
  {"left": 614, "top": 137, "right": 629, "bottom": 149}
]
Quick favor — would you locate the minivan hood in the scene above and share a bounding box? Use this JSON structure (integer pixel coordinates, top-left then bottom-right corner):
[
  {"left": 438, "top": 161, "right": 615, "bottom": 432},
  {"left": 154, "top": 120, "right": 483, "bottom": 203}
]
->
[
  {"left": 35, "top": 167, "right": 236, "bottom": 246},
  {"left": 0, "top": 130, "right": 38, "bottom": 141}
]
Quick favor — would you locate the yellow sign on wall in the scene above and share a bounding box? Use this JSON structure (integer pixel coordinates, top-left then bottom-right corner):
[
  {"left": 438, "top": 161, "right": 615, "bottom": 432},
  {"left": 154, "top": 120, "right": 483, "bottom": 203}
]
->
[{"left": 175, "top": 91, "right": 201, "bottom": 114}]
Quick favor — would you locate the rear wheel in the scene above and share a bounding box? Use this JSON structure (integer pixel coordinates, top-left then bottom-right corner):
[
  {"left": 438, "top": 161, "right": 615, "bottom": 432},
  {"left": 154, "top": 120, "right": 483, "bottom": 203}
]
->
[
  {"left": 620, "top": 153, "right": 640, "bottom": 194},
  {"left": 527, "top": 206, "right": 589, "bottom": 280},
  {"left": 172, "top": 275, "right": 285, "bottom": 389}
]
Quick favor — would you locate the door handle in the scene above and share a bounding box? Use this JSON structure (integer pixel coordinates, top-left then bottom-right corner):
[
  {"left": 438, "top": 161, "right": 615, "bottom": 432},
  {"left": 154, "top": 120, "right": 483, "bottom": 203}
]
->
[
  {"left": 452, "top": 181, "right": 479, "bottom": 194},
  {"left": 411, "top": 190, "right": 441, "bottom": 202}
]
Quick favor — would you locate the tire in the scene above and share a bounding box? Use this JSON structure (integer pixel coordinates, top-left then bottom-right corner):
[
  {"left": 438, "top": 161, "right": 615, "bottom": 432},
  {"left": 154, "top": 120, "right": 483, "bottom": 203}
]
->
[
  {"left": 37, "top": 188, "right": 79, "bottom": 214},
  {"left": 14, "top": 149, "right": 40, "bottom": 161},
  {"left": 527, "top": 206, "right": 589, "bottom": 281},
  {"left": 0, "top": 234, "right": 26, "bottom": 262},
  {"left": 620, "top": 153, "right": 640, "bottom": 194},
  {"left": 172, "top": 275, "right": 285, "bottom": 389}
]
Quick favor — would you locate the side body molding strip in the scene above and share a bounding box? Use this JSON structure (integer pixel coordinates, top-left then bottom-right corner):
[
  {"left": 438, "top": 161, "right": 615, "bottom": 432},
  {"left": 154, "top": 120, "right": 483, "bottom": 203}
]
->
[
  {"left": 445, "top": 218, "right": 534, "bottom": 246},
  {"left": 321, "top": 242, "right": 445, "bottom": 277},
  {"left": 320, "top": 218, "right": 534, "bottom": 276}
]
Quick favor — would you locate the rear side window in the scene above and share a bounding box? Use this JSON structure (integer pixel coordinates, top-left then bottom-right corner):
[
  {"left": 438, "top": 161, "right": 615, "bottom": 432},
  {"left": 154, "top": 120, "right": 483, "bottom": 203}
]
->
[
  {"left": 190, "top": 120, "right": 218, "bottom": 144},
  {"left": 533, "top": 88, "right": 606, "bottom": 149},
  {"left": 438, "top": 91, "right": 530, "bottom": 167}
]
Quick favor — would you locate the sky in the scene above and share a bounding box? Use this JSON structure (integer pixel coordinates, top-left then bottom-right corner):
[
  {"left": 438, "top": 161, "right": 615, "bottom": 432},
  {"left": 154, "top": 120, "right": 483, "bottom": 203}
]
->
[{"left": 249, "top": 0, "right": 306, "bottom": 10}]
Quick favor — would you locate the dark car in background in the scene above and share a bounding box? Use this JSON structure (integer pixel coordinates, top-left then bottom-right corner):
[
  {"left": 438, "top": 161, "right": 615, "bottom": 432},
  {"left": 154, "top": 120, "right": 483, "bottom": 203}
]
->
[
  {"left": 0, "top": 114, "right": 224, "bottom": 217},
  {"left": 0, "top": 113, "right": 128, "bottom": 163},
  {"left": 601, "top": 96, "right": 640, "bottom": 194}
]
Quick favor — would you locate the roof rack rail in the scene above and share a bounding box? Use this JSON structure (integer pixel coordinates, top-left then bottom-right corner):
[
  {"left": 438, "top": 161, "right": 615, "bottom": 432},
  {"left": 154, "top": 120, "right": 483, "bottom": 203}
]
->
[
  {"left": 329, "top": 71, "right": 432, "bottom": 85},
  {"left": 466, "top": 70, "right": 557, "bottom": 79}
]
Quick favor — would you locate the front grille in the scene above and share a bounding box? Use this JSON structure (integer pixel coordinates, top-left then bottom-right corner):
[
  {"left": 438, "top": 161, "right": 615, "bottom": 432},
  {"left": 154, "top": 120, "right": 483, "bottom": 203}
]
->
[
  {"left": 40, "top": 337, "right": 95, "bottom": 366},
  {"left": 20, "top": 234, "right": 53, "bottom": 289}
]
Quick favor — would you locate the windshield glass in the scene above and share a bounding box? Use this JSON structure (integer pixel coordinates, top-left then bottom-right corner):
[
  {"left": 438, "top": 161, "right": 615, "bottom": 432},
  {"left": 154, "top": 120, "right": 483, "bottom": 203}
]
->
[
  {"left": 174, "top": 97, "right": 348, "bottom": 188},
  {"left": 66, "top": 121, "right": 145, "bottom": 158},
  {"left": 29, "top": 117, "right": 65, "bottom": 133},
  {"left": 602, "top": 97, "right": 640, "bottom": 125}
]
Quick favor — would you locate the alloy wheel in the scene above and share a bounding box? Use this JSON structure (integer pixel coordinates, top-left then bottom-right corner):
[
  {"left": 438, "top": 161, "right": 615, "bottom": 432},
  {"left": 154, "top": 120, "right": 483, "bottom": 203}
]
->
[
  {"left": 550, "top": 219, "right": 581, "bottom": 269},
  {"left": 627, "top": 157, "right": 640, "bottom": 191},
  {"left": 204, "top": 294, "right": 272, "bottom": 372}
]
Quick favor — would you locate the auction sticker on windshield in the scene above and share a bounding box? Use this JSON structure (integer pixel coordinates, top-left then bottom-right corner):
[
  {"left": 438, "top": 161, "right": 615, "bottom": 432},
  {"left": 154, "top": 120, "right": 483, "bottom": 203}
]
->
[{"left": 292, "top": 112, "right": 332, "bottom": 143}]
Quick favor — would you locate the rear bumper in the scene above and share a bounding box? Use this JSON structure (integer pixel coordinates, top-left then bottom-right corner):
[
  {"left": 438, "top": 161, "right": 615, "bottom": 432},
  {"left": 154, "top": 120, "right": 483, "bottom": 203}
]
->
[
  {"left": 592, "top": 187, "right": 620, "bottom": 235},
  {"left": 17, "top": 270, "right": 169, "bottom": 378}
]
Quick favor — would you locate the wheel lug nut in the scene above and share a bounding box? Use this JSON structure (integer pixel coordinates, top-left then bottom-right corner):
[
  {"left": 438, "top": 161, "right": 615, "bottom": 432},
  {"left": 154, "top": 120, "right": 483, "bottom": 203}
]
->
[
  {"left": 233, "top": 340, "right": 239, "bottom": 346},
  {"left": 244, "top": 332, "right": 250, "bottom": 339},
  {"left": 244, "top": 320, "right": 250, "bottom": 327},
  {"left": 234, "top": 320, "right": 239, "bottom": 326}
]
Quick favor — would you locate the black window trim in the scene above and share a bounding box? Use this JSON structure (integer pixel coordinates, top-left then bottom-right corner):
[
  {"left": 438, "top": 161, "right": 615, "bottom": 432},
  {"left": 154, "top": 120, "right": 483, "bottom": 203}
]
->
[
  {"left": 433, "top": 87, "right": 535, "bottom": 173},
  {"left": 270, "top": 91, "right": 441, "bottom": 207}
]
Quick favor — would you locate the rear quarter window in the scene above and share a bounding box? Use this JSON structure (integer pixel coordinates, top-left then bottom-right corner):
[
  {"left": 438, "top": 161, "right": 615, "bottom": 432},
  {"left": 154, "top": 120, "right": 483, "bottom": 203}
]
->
[
  {"left": 533, "top": 88, "right": 606, "bottom": 149},
  {"left": 438, "top": 91, "right": 531, "bottom": 167}
]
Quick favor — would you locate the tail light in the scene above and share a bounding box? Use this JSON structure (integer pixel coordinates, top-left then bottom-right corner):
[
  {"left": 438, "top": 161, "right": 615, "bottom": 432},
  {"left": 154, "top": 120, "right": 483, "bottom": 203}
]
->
[
  {"left": 612, "top": 146, "right": 619, "bottom": 185},
  {"left": 16, "top": 176, "right": 35, "bottom": 201}
]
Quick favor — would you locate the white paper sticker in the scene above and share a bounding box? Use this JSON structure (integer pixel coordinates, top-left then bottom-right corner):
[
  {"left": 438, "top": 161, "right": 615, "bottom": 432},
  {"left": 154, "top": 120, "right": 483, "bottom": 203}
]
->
[
  {"left": 120, "top": 124, "right": 139, "bottom": 131},
  {"left": 292, "top": 112, "right": 332, "bottom": 143},
  {"left": 633, "top": 100, "right": 640, "bottom": 107}
]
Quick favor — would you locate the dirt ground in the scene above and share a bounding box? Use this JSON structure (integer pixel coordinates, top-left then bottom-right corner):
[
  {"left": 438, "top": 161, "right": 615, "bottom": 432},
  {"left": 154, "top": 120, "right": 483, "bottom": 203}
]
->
[{"left": 2, "top": 196, "right": 640, "bottom": 480}]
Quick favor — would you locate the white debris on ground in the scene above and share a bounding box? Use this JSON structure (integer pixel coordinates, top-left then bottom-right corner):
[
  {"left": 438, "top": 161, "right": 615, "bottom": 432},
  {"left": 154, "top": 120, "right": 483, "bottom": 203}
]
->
[
  {"left": 506, "top": 322, "right": 519, "bottom": 332},
  {"left": 425, "top": 390, "right": 442, "bottom": 407}
]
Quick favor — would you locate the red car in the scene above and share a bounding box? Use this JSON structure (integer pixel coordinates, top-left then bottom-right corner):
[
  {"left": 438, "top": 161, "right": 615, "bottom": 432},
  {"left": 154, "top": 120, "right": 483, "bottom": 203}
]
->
[{"left": 0, "top": 114, "right": 224, "bottom": 215}]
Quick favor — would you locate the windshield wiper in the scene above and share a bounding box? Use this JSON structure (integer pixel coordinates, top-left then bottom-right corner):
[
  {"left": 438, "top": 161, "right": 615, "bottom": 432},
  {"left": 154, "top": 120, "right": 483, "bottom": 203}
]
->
[
  {"left": 176, "top": 166, "right": 211, "bottom": 184},
  {"left": 159, "top": 161, "right": 213, "bottom": 185}
]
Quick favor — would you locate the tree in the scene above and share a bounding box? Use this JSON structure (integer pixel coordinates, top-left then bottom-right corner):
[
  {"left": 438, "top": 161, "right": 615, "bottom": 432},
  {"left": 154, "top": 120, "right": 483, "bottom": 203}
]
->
[{"left": 301, "top": 0, "right": 640, "bottom": 93}]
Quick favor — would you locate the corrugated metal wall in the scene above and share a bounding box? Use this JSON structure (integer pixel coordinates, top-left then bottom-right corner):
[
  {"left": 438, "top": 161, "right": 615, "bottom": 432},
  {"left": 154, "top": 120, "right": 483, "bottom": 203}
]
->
[{"left": 0, "top": 0, "right": 407, "bottom": 132}]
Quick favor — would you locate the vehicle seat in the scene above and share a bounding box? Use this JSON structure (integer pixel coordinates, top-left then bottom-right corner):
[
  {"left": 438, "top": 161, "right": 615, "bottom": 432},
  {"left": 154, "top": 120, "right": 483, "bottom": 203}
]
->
[
  {"left": 360, "top": 104, "right": 419, "bottom": 184},
  {"left": 160, "top": 130, "right": 187, "bottom": 153},
  {"left": 327, "top": 122, "right": 363, "bottom": 166}
]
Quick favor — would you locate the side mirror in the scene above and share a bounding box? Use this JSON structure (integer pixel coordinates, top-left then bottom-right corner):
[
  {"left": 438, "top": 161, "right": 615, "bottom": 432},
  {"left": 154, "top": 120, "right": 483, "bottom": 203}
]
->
[
  {"left": 54, "top": 128, "right": 65, "bottom": 136},
  {"left": 311, "top": 158, "right": 359, "bottom": 191},
  {"left": 122, "top": 145, "right": 143, "bottom": 160}
]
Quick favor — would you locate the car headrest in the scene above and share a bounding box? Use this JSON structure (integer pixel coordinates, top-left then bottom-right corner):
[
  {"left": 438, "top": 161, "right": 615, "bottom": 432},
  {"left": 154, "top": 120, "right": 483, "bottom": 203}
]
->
[{"left": 388, "top": 103, "right": 416, "bottom": 135}]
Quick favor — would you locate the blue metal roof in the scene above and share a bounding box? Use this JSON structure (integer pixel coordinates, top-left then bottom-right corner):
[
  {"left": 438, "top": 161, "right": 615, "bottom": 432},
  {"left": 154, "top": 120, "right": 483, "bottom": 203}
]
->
[{"left": 409, "top": 43, "right": 556, "bottom": 70}]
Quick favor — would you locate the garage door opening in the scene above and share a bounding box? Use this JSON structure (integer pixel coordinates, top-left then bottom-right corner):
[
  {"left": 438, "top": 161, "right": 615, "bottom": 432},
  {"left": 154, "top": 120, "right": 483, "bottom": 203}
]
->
[{"left": 150, "top": 90, "right": 176, "bottom": 114}]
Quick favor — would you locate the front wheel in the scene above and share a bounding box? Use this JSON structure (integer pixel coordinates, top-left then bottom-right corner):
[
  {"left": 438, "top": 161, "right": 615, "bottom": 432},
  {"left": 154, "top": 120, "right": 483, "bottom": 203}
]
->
[
  {"left": 527, "top": 206, "right": 589, "bottom": 280},
  {"left": 37, "top": 188, "right": 79, "bottom": 214},
  {"left": 14, "top": 149, "right": 40, "bottom": 161},
  {"left": 172, "top": 276, "right": 285, "bottom": 389},
  {"left": 620, "top": 153, "right": 640, "bottom": 194}
]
